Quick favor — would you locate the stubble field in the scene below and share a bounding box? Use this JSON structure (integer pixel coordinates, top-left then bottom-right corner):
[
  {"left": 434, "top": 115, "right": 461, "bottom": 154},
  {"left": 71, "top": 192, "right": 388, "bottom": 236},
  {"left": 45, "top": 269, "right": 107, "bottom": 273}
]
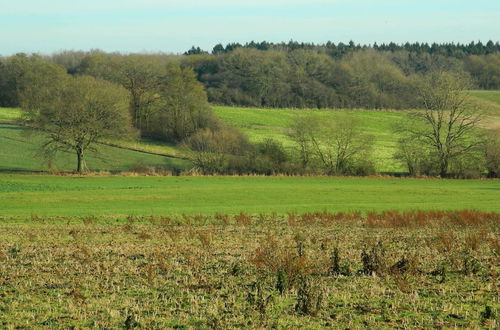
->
[{"left": 0, "top": 212, "right": 498, "bottom": 328}]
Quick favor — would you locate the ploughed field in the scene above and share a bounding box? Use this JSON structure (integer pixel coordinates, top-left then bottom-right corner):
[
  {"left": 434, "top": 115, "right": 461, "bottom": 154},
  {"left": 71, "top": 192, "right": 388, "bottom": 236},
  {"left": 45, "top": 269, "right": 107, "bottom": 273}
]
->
[
  {"left": 0, "top": 175, "right": 500, "bottom": 217},
  {"left": 0, "top": 212, "right": 498, "bottom": 328}
]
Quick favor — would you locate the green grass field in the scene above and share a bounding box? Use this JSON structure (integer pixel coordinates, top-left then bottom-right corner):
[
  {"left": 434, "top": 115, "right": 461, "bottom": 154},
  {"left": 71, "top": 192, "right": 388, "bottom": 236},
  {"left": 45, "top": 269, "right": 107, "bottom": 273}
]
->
[
  {"left": 1, "top": 174, "right": 499, "bottom": 217},
  {"left": 469, "top": 90, "right": 500, "bottom": 130},
  {"left": 470, "top": 90, "right": 500, "bottom": 107},
  {"left": 0, "top": 123, "right": 188, "bottom": 172}
]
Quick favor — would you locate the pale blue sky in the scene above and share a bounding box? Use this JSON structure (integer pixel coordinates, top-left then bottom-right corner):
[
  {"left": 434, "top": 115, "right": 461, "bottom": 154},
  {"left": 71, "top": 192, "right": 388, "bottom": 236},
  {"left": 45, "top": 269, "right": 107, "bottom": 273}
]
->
[{"left": 1, "top": 0, "right": 499, "bottom": 55}]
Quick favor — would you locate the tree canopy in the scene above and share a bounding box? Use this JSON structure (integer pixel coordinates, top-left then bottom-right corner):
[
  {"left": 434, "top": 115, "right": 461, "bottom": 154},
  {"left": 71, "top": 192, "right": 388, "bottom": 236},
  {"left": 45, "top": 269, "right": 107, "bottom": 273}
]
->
[{"left": 20, "top": 73, "right": 134, "bottom": 172}]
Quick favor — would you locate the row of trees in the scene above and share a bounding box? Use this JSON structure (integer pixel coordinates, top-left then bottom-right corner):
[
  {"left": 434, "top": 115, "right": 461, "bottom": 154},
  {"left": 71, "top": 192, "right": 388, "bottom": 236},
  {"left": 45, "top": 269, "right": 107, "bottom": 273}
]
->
[{"left": 183, "top": 117, "right": 376, "bottom": 177}]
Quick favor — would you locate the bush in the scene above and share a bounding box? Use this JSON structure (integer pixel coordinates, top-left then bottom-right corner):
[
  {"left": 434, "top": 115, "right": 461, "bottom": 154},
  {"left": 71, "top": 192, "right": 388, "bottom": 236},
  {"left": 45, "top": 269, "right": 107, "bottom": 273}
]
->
[{"left": 182, "top": 126, "right": 250, "bottom": 174}]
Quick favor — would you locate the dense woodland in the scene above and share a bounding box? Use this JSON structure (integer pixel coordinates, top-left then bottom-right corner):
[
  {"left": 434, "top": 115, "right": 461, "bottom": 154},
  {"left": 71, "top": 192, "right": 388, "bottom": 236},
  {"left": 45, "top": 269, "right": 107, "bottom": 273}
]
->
[
  {"left": 0, "top": 41, "right": 499, "bottom": 177},
  {"left": 1, "top": 41, "right": 499, "bottom": 110},
  {"left": 183, "top": 41, "right": 500, "bottom": 108}
]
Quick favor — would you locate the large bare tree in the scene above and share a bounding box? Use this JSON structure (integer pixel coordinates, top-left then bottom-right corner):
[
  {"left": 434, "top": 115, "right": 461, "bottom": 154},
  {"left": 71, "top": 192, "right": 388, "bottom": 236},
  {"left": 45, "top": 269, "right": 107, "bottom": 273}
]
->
[{"left": 403, "top": 71, "right": 482, "bottom": 177}]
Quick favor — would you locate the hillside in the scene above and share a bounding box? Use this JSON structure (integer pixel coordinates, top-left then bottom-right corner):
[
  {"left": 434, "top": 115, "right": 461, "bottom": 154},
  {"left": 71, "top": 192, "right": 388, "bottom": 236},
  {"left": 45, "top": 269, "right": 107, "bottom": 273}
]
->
[
  {"left": 213, "top": 106, "right": 407, "bottom": 172},
  {"left": 0, "top": 109, "right": 189, "bottom": 172},
  {"left": 213, "top": 91, "right": 500, "bottom": 172},
  {"left": 470, "top": 90, "right": 500, "bottom": 106},
  {"left": 469, "top": 90, "right": 500, "bottom": 129},
  {"left": 1, "top": 90, "right": 499, "bottom": 173}
]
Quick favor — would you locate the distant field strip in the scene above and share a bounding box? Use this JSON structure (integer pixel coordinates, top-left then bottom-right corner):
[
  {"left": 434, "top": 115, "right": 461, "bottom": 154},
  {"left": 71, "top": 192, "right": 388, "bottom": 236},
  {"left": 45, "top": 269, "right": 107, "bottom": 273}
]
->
[{"left": 0, "top": 175, "right": 499, "bottom": 216}]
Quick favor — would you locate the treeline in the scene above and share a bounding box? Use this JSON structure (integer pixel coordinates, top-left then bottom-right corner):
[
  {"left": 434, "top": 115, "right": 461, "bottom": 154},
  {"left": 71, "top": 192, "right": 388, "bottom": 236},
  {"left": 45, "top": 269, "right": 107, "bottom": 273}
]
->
[
  {"left": 183, "top": 42, "right": 500, "bottom": 108},
  {"left": 2, "top": 41, "right": 499, "bottom": 112},
  {"left": 186, "top": 40, "right": 500, "bottom": 58}
]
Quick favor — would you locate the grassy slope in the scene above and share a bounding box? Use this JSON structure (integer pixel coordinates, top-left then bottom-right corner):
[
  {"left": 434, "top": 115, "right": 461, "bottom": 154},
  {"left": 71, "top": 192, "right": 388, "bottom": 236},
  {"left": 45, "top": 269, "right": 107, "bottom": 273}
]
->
[
  {"left": 469, "top": 90, "right": 500, "bottom": 129},
  {"left": 214, "top": 106, "right": 410, "bottom": 172},
  {"left": 469, "top": 90, "right": 500, "bottom": 106},
  {"left": 0, "top": 108, "right": 188, "bottom": 172},
  {"left": 1, "top": 175, "right": 499, "bottom": 216},
  {"left": 0, "top": 107, "right": 21, "bottom": 122},
  {"left": 214, "top": 91, "right": 500, "bottom": 172}
]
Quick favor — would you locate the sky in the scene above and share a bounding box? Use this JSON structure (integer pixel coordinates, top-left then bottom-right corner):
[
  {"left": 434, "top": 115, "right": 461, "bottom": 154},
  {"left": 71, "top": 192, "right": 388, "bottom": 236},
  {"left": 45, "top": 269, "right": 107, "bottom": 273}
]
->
[{"left": 1, "top": 0, "right": 499, "bottom": 55}]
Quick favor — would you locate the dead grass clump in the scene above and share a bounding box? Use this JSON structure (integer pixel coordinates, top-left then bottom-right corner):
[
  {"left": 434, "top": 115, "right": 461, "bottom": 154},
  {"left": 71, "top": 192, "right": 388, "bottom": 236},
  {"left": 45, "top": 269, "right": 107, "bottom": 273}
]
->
[
  {"left": 389, "top": 254, "right": 419, "bottom": 275},
  {"left": 69, "top": 228, "right": 80, "bottom": 240},
  {"left": 287, "top": 213, "right": 298, "bottom": 226},
  {"left": 489, "top": 238, "right": 500, "bottom": 256},
  {"left": 69, "top": 287, "right": 86, "bottom": 303},
  {"left": 138, "top": 232, "right": 152, "bottom": 240},
  {"left": 73, "top": 244, "right": 93, "bottom": 262},
  {"left": 214, "top": 213, "right": 230, "bottom": 226},
  {"left": 235, "top": 212, "right": 252, "bottom": 226},
  {"left": 392, "top": 274, "right": 413, "bottom": 293},
  {"left": 251, "top": 234, "right": 310, "bottom": 288},
  {"left": 122, "top": 223, "right": 135, "bottom": 233},
  {"left": 436, "top": 230, "right": 457, "bottom": 253},
  {"left": 82, "top": 216, "right": 96, "bottom": 225},
  {"left": 464, "top": 231, "right": 484, "bottom": 251},
  {"left": 365, "top": 210, "right": 499, "bottom": 228},
  {"left": 30, "top": 213, "right": 41, "bottom": 222},
  {"left": 197, "top": 231, "right": 213, "bottom": 249}
]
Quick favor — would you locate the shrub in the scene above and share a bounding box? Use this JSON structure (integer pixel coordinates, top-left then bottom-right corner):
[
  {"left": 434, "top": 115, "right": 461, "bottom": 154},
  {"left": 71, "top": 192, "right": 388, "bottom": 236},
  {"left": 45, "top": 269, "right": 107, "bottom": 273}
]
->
[{"left": 182, "top": 125, "right": 250, "bottom": 174}]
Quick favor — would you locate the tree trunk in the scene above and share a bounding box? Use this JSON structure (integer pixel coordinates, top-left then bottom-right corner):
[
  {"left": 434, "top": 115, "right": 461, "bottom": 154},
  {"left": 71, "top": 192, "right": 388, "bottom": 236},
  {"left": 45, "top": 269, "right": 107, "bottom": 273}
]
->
[
  {"left": 439, "top": 157, "right": 448, "bottom": 178},
  {"left": 76, "top": 147, "right": 84, "bottom": 173}
]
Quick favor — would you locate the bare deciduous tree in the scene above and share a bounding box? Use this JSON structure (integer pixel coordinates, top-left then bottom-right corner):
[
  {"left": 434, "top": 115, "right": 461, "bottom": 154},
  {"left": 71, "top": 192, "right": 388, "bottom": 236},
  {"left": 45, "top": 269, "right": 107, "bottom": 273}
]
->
[
  {"left": 404, "top": 71, "right": 482, "bottom": 177},
  {"left": 21, "top": 74, "right": 135, "bottom": 173},
  {"left": 290, "top": 114, "right": 374, "bottom": 175}
]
